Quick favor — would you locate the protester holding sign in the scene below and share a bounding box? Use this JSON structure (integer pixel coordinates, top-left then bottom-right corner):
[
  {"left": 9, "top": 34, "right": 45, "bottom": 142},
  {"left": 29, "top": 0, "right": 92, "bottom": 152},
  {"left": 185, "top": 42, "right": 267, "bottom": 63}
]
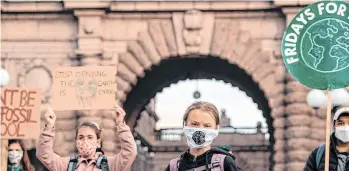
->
[
  {"left": 281, "top": 1, "right": 349, "bottom": 170},
  {"left": 36, "top": 106, "right": 137, "bottom": 171},
  {"left": 165, "top": 101, "right": 239, "bottom": 171},
  {"left": 8, "top": 139, "right": 34, "bottom": 171},
  {"left": 304, "top": 106, "right": 349, "bottom": 171}
]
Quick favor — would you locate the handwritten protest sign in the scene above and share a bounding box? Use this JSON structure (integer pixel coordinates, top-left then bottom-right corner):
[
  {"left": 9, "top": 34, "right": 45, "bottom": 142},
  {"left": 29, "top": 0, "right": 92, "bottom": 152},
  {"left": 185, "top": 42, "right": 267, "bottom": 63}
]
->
[
  {"left": 1, "top": 88, "right": 41, "bottom": 139},
  {"left": 2, "top": 140, "right": 8, "bottom": 171},
  {"left": 52, "top": 66, "right": 117, "bottom": 110}
]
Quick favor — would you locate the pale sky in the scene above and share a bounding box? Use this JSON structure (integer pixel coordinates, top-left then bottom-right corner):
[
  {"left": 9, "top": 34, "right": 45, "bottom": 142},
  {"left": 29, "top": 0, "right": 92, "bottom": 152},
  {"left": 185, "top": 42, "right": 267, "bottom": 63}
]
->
[{"left": 155, "top": 79, "right": 267, "bottom": 130}]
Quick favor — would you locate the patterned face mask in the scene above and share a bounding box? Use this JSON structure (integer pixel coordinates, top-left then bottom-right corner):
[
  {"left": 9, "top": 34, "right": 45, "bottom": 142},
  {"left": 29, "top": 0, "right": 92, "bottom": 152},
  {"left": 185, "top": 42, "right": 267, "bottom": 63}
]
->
[
  {"left": 76, "top": 139, "right": 98, "bottom": 158},
  {"left": 182, "top": 126, "right": 219, "bottom": 149},
  {"left": 8, "top": 151, "right": 23, "bottom": 164}
]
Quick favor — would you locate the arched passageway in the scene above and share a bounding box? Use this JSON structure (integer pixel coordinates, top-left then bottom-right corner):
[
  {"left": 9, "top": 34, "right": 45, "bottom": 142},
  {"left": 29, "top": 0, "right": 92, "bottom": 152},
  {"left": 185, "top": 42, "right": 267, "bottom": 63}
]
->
[{"left": 123, "top": 56, "right": 275, "bottom": 170}]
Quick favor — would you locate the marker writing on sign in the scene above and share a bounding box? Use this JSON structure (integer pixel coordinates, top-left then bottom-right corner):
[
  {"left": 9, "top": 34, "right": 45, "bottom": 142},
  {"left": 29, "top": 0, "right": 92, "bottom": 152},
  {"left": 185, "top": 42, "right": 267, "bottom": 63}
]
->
[
  {"left": 1, "top": 89, "right": 37, "bottom": 137},
  {"left": 56, "top": 69, "right": 116, "bottom": 97},
  {"left": 284, "top": 8, "right": 315, "bottom": 65},
  {"left": 55, "top": 70, "right": 107, "bottom": 79}
]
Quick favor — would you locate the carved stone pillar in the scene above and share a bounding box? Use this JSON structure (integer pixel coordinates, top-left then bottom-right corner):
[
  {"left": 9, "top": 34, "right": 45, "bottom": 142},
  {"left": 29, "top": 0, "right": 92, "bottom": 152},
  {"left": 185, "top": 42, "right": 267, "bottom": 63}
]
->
[
  {"left": 281, "top": 73, "right": 313, "bottom": 171},
  {"left": 279, "top": 7, "right": 315, "bottom": 171},
  {"left": 74, "top": 10, "right": 104, "bottom": 66},
  {"left": 172, "top": 10, "right": 214, "bottom": 56},
  {"left": 132, "top": 141, "right": 145, "bottom": 171},
  {"left": 73, "top": 10, "right": 118, "bottom": 155},
  {"left": 146, "top": 152, "right": 154, "bottom": 171}
]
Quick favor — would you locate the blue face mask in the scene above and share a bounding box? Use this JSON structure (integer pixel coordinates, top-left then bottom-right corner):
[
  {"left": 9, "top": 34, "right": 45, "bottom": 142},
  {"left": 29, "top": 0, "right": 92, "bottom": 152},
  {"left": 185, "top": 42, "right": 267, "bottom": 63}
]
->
[{"left": 182, "top": 126, "right": 219, "bottom": 149}]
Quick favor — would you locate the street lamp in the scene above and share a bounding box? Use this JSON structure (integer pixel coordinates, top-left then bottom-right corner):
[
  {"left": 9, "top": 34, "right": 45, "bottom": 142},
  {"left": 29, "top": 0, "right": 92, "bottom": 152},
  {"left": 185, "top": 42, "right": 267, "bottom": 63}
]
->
[
  {"left": 306, "top": 88, "right": 349, "bottom": 108},
  {"left": 306, "top": 89, "right": 327, "bottom": 109},
  {"left": 332, "top": 88, "right": 349, "bottom": 106},
  {"left": 0, "top": 68, "right": 10, "bottom": 87},
  {"left": 149, "top": 152, "right": 155, "bottom": 157}
]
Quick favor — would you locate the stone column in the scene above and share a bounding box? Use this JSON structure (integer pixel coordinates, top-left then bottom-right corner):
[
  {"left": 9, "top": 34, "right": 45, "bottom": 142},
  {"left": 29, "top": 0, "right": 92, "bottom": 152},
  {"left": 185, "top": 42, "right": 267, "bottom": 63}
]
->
[
  {"left": 141, "top": 147, "right": 148, "bottom": 171},
  {"left": 131, "top": 141, "right": 142, "bottom": 171},
  {"left": 283, "top": 73, "right": 313, "bottom": 171},
  {"left": 148, "top": 152, "right": 155, "bottom": 171},
  {"left": 74, "top": 10, "right": 104, "bottom": 65},
  {"left": 73, "top": 10, "right": 118, "bottom": 156},
  {"left": 280, "top": 7, "right": 316, "bottom": 171},
  {"left": 132, "top": 141, "right": 146, "bottom": 171},
  {"left": 259, "top": 39, "right": 288, "bottom": 171}
]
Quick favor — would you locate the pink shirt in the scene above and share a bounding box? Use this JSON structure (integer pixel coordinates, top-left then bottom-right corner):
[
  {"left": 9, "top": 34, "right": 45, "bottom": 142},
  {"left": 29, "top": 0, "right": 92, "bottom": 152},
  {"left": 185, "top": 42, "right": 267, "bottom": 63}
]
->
[{"left": 36, "top": 122, "right": 137, "bottom": 171}]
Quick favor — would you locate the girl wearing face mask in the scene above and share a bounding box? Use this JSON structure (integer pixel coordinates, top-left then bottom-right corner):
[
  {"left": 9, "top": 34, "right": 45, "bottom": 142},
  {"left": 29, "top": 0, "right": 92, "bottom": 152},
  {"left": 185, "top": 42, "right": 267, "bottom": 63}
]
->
[
  {"left": 165, "top": 101, "right": 239, "bottom": 171},
  {"left": 8, "top": 139, "right": 34, "bottom": 171},
  {"left": 36, "top": 106, "right": 137, "bottom": 171}
]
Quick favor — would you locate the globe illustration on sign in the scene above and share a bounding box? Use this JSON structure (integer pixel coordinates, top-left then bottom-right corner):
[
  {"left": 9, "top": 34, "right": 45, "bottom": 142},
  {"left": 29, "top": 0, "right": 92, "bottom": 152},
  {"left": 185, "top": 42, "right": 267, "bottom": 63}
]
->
[{"left": 301, "top": 18, "right": 349, "bottom": 73}]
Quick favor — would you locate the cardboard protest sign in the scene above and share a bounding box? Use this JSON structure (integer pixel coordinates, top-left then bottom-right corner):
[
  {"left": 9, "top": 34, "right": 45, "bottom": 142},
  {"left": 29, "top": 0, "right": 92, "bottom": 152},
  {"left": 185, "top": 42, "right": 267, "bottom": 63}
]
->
[
  {"left": 52, "top": 66, "right": 117, "bottom": 110},
  {"left": 1, "top": 140, "right": 8, "bottom": 171},
  {"left": 1, "top": 88, "right": 41, "bottom": 139},
  {"left": 282, "top": 1, "right": 349, "bottom": 90}
]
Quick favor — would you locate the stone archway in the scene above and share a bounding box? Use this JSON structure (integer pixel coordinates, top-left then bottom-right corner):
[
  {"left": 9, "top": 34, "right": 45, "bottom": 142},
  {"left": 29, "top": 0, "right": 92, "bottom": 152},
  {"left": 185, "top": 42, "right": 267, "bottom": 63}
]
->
[
  {"left": 0, "top": 1, "right": 327, "bottom": 170},
  {"left": 114, "top": 10, "right": 286, "bottom": 171},
  {"left": 123, "top": 55, "right": 275, "bottom": 170}
]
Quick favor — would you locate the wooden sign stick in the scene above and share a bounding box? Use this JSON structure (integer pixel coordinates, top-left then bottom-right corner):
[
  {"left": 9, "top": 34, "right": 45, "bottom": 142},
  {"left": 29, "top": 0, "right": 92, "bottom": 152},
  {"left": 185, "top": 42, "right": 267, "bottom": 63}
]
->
[
  {"left": 325, "top": 90, "right": 332, "bottom": 171},
  {"left": 1, "top": 139, "right": 9, "bottom": 171}
]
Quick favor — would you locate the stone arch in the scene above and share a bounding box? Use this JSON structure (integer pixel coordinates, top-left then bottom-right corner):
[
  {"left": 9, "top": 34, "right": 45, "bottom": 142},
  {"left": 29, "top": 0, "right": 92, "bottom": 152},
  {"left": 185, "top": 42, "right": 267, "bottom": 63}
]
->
[
  {"left": 123, "top": 56, "right": 273, "bottom": 129},
  {"left": 114, "top": 10, "right": 285, "bottom": 170}
]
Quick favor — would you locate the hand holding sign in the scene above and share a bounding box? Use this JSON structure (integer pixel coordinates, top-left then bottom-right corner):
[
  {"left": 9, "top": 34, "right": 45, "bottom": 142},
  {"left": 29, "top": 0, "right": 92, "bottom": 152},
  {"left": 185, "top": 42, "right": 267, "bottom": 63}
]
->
[
  {"left": 282, "top": 1, "right": 349, "bottom": 171},
  {"left": 114, "top": 105, "right": 126, "bottom": 125},
  {"left": 44, "top": 107, "right": 56, "bottom": 128}
]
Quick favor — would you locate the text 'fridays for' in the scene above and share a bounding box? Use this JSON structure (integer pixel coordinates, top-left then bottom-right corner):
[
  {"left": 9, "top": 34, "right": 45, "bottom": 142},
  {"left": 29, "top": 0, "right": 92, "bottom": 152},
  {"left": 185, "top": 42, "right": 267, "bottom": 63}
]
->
[{"left": 283, "top": 2, "right": 349, "bottom": 65}]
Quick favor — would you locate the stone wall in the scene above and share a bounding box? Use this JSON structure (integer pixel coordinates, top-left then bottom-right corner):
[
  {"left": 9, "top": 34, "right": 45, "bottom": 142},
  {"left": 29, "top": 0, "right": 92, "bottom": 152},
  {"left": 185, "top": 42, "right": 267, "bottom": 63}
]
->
[{"left": 1, "top": 1, "right": 322, "bottom": 170}]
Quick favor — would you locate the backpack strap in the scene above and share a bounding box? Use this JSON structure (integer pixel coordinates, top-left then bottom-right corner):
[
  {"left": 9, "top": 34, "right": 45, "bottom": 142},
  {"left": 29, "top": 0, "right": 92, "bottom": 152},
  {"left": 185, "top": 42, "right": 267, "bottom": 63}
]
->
[
  {"left": 211, "top": 154, "right": 226, "bottom": 171},
  {"left": 67, "top": 156, "right": 78, "bottom": 171},
  {"left": 96, "top": 156, "right": 109, "bottom": 171},
  {"left": 169, "top": 158, "right": 179, "bottom": 171},
  {"left": 316, "top": 144, "right": 325, "bottom": 170}
]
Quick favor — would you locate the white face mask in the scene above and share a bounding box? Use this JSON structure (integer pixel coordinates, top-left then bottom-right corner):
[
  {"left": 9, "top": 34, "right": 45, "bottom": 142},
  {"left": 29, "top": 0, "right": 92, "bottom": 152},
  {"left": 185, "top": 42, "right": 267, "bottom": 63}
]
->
[
  {"left": 335, "top": 126, "right": 349, "bottom": 143},
  {"left": 8, "top": 151, "right": 23, "bottom": 164},
  {"left": 182, "top": 126, "right": 219, "bottom": 149}
]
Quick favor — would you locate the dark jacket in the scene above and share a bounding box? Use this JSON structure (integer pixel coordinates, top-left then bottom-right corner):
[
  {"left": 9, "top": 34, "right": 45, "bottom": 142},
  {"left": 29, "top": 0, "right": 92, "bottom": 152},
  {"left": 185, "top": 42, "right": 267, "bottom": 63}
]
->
[
  {"left": 304, "top": 133, "right": 349, "bottom": 171},
  {"left": 165, "top": 147, "right": 239, "bottom": 171}
]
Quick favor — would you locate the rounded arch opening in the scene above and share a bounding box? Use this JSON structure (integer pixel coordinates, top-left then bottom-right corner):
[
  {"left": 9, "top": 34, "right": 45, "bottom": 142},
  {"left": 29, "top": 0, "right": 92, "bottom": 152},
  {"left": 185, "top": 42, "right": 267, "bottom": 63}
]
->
[{"left": 123, "top": 55, "right": 275, "bottom": 169}]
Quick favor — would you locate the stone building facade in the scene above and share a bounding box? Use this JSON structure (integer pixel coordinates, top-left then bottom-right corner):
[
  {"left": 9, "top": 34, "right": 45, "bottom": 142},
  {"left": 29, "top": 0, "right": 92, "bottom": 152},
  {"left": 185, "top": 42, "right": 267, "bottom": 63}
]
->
[{"left": 1, "top": 1, "right": 331, "bottom": 170}]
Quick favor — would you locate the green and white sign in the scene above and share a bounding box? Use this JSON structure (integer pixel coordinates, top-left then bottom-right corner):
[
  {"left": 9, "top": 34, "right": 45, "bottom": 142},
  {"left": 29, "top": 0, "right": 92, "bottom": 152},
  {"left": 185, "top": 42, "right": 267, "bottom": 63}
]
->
[{"left": 282, "top": 1, "right": 349, "bottom": 90}]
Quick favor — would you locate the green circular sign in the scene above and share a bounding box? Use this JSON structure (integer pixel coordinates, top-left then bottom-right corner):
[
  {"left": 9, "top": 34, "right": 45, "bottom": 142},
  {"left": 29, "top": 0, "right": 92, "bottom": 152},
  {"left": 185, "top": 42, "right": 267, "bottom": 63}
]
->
[{"left": 282, "top": 1, "right": 349, "bottom": 90}]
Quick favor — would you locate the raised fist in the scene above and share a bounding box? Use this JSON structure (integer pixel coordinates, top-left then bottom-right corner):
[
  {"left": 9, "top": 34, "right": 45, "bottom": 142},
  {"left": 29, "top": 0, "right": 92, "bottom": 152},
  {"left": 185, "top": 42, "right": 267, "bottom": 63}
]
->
[
  {"left": 114, "top": 105, "right": 126, "bottom": 125},
  {"left": 44, "top": 107, "right": 56, "bottom": 128}
]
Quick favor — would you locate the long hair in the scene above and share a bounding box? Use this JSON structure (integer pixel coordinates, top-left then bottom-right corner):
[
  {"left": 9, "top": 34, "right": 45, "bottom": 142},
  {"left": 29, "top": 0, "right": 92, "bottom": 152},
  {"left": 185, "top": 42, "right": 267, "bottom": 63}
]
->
[{"left": 8, "top": 139, "right": 34, "bottom": 171}]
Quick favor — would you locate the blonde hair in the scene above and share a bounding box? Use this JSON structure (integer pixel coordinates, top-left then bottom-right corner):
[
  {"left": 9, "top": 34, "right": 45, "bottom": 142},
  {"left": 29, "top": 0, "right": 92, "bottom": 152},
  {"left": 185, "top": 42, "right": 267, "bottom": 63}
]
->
[{"left": 183, "top": 101, "right": 220, "bottom": 125}]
